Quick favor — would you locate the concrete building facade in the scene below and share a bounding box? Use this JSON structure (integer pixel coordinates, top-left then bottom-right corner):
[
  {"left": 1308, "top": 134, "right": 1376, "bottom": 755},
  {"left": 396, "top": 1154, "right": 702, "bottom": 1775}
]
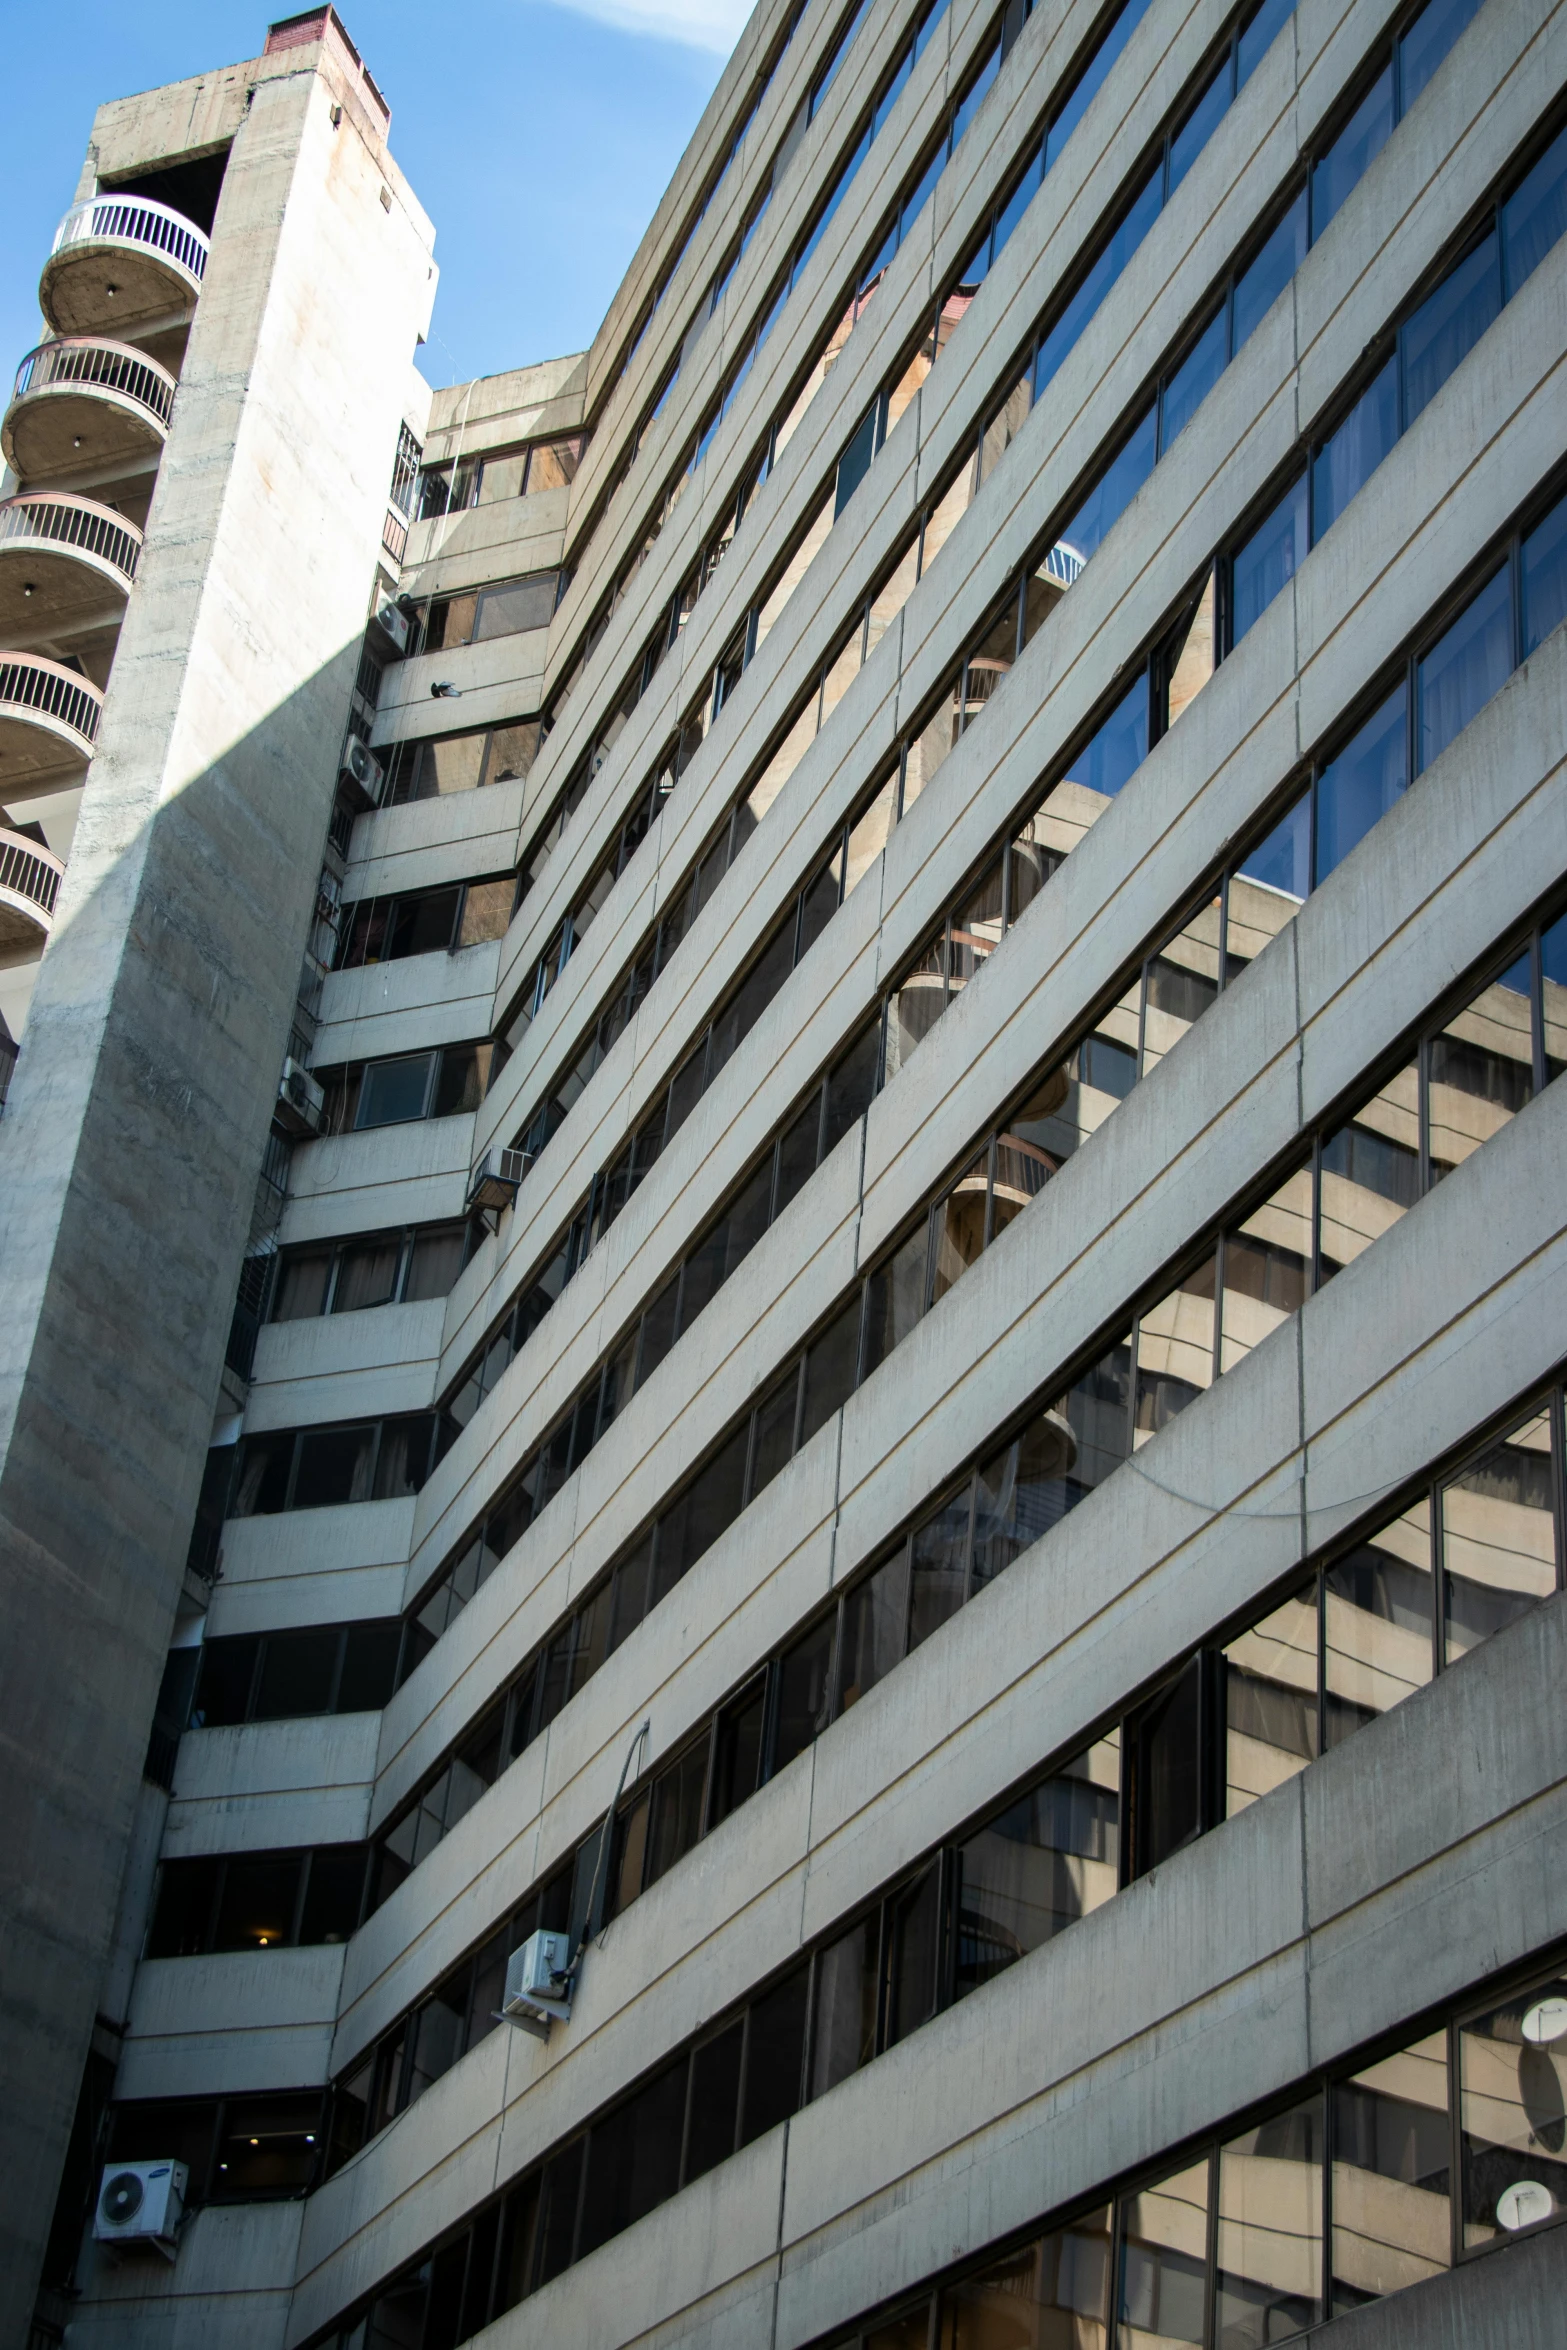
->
[{"left": 2, "top": 0, "right": 1566, "bottom": 2344}]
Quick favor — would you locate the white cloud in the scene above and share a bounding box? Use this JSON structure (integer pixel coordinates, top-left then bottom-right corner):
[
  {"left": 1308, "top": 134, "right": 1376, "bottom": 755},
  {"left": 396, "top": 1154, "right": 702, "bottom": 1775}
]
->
[{"left": 555, "top": 0, "right": 747, "bottom": 52}]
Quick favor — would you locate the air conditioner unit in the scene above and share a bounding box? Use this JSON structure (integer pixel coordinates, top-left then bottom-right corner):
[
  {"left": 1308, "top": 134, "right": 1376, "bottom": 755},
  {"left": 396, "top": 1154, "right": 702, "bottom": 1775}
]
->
[
  {"left": 501, "top": 1928, "right": 573, "bottom": 2039},
  {"left": 276, "top": 1057, "right": 325, "bottom": 1138},
  {"left": 93, "top": 2160, "right": 186, "bottom": 2257},
  {"left": 369, "top": 599, "right": 411, "bottom": 660},
  {"left": 338, "top": 734, "right": 386, "bottom": 813},
  {"left": 466, "top": 1145, "right": 531, "bottom": 1215}
]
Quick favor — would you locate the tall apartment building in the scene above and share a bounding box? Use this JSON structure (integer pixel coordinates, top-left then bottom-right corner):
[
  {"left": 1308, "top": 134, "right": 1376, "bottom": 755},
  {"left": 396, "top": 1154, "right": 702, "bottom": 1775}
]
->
[{"left": 2, "top": 0, "right": 1566, "bottom": 2340}]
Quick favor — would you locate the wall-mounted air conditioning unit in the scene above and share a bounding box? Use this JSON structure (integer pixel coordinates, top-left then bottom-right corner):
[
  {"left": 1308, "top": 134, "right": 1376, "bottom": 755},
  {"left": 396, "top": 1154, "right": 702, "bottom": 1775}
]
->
[
  {"left": 466, "top": 1145, "right": 531, "bottom": 1214},
  {"left": 368, "top": 599, "right": 411, "bottom": 660},
  {"left": 501, "top": 1928, "right": 573, "bottom": 2039},
  {"left": 338, "top": 734, "right": 385, "bottom": 813},
  {"left": 276, "top": 1057, "right": 325, "bottom": 1138},
  {"left": 93, "top": 2160, "right": 186, "bottom": 2257}
]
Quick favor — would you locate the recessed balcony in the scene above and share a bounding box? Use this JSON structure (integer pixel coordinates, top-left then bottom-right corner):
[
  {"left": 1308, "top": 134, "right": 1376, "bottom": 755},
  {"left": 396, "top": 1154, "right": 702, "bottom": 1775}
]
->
[
  {"left": 0, "top": 652, "right": 101, "bottom": 798},
  {"left": 0, "top": 493, "right": 140, "bottom": 634},
  {"left": 3, "top": 339, "right": 175, "bottom": 484},
  {"left": 0, "top": 826, "right": 65, "bottom": 950},
  {"left": 40, "top": 192, "right": 207, "bottom": 341}
]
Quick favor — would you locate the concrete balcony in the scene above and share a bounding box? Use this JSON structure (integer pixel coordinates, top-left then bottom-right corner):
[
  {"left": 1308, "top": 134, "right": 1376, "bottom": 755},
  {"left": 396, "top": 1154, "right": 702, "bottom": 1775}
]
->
[
  {"left": 40, "top": 191, "right": 207, "bottom": 342},
  {"left": 3, "top": 337, "right": 174, "bottom": 484},
  {"left": 0, "top": 827, "right": 64, "bottom": 950},
  {"left": 0, "top": 492, "right": 140, "bottom": 634},
  {"left": 0, "top": 651, "right": 101, "bottom": 798}
]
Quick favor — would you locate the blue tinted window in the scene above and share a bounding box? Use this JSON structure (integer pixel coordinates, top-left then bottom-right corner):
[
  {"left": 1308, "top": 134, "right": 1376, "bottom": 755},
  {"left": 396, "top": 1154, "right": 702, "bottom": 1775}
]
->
[
  {"left": 1237, "top": 0, "right": 1296, "bottom": 86},
  {"left": 1397, "top": 0, "right": 1483, "bottom": 114},
  {"left": 358, "top": 1055, "right": 435, "bottom": 1130},
  {"left": 1160, "top": 311, "right": 1228, "bottom": 454},
  {"left": 1233, "top": 189, "right": 1307, "bottom": 350},
  {"left": 1237, "top": 791, "right": 1310, "bottom": 903},
  {"left": 1065, "top": 677, "right": 1149, "bottom": 803},
  {"left": 1314, "top": 684, "right": 1407, "bottom": 884},
  {"left": 1232, "top": 475, "right": 1307, "bottom": 647},
  {"left": 1400, "top": 230, "right": 1501, "bottom": 426},
  {"left": 1311, "top": 358, "right": 1397, "bottom": 541},
  {"left": 872, "top": 46, "right": 912, "bottom": 140},
  {"left": 991, "top": 142, "right": 1044, "bottom": 269},
  {"left": 1045, "top": 0, "right": 1154, "bottom": 172},
  {"left": 1167, "top": 66, "right": 1229, "bottom": 199},
  {"left": 952, "top": 41, "right": 1000, "bottom": 149},
  {"left": 1501, "top": 122, "right": 1567, "bottom": 297},
  {"left": 899, "top": 141, "right": 945, "bottom": 241},
  {"left": 1311, "top": 67, "right": 1393, "bottom": 241},
  {"left": 913, "top": 0, "right": 950, "bottom": 64},
  {"left": 834, "top": 403, "right": 878, "bottom": 517},
  {"left": 1522, "top": 491, "right": 1567, "bottom": 657},
  {"left": 1034, "top": 169, "right": 1160, "bottom": 401},
  {"left": 1417, "top": 565, "right": 1512, "bottom": 771},
  {"left": 1061, "top": 404, "right": 1158, "bottom": 562}
]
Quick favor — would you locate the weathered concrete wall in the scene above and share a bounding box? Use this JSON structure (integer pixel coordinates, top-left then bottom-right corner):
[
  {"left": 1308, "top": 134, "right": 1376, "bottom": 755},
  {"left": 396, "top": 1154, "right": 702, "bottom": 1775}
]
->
[{"left": 0, "top": 37, "right": 433, "bottom": 2335}]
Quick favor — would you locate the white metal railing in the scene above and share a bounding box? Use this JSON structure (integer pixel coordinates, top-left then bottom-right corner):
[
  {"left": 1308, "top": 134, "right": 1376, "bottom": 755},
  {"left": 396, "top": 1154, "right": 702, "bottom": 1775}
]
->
[
  {"left": 51, "top": 192, "right": 208, "bottom": 287},
  {"left": 0, "top": 493, "right": 141, "bottom": 587},
  {"left": 0, "top": 827, "right": 65, "bottom": 922},
  {"left": 1043, "top": 541, "right": 1086, "bottom": 590},
  {"left": 0, "top": 652, "right": 102, "bottom": 753},
  {"left": 11, "top": 338, "right": 176, "bottom": 429}
]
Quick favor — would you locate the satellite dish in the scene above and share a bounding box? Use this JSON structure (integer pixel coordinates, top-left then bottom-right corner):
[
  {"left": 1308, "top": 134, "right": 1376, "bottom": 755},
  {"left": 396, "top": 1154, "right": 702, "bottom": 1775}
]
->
[
  {"left": 101, "top": 2172, "right": 145, "bottom": 2226},
  {"left": 1496, "top": 2179, "right": 1553, "bottom": 2232},
  {"left": 1522, "top": 1996, "right": 1567, "bottom": 2044}
]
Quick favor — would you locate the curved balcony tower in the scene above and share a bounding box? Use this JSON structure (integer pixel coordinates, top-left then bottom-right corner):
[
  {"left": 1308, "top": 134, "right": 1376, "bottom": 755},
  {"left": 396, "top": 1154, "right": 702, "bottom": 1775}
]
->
[
  {"left": 0, "top": 827, "right": 64, "bottom": 951},
  {"left": 0, "top": 653, "right": 101, "bottom": 802},
  {"left": 39, "top": 192, "right": 208, "bottom": 345},
  {"left": 0, "top": 493, "right": 140, "bottom": 635},
  {"left": 2, "top": 338, "right": 175, "bottom": 484}
]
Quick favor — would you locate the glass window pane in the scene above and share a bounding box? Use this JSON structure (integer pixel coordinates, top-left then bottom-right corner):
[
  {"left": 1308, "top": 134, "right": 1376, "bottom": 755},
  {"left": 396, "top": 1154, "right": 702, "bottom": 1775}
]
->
[
  {"left": 1542, "top": 908, "right": 1567, "bottom": 1081},
  {"left": 1233, "top": 190, "right": 1308, "bottom": 352},
  {"left": 1427, "top": 950, "right": 1533, "bottom": 1183},
  {"left": 884, "top": 934, "right": 947, "bottom": 1082},
  {"left": 578, "top": 2055, "right": 687, "bottom": 2255},
  {"left": 871, "top": 2309, "right": 934, "bottom": 2350},
  {"left": 748, "top": 1368, "right": 800, "bottom": 1499},
  {"left": 684, "top": 2019, "right": 743, "bottom": 2184},
  {"left": 1134, "top": 1254, "right": 1217, "bottom": 1444},
  {"left": 930, "top": 1153, "right": 990, "bottom": 1307},
  {"left": 1219, "top": 1165, "right": 1313, "bottom": 1374},
  {"left": 773, "top": 1612, "right": 836, "bottom": 1776},
  {"left": 1311, "top": 67, "right": 1393, "bottom": 241},
  {"left": 333, "top": 1238, "right": 402, "bottom": 1314},
  {"left": 402, "top": 1224, "right": 466, "bottom": 1303},
  {"left": 1522, "top": 487, "right": 1567, "bottom": 659},
  {"left": 1399, "top": 0, "right": 1483, "bottom": 112},
  {"left": 845, "top": 771, "right": 899, "bottom": 896},
  {"left": 253, "top": 1627, "right": 339, "bottom": 1720},
  {"left": 740, "top": 1966, "right": 809, "bottom": 2144},
  {"left": 1159, "top": 310, "right": 1228, "bottom": 457},
  {"left": 941, "top": 2212, "right": 1111, "bottom": 2347},
  {"left": 293, "top": 1423, "right": 377, "bottom": 1509},
  {"left": 838, "top": 1546, "right": 910, "bottom": 1713},
  {"left": 949, "top": 857, "right": 1005, "bottom": 994},
  {"left": 1116, "top": 2154, "right": 1211, "bottom": 2348},
  {"left": 1231, "top": 475, "right": 1307, "bottom": 648},
  {"left": 1062, "top": 403, "right": 1158, "bottom": 565},
  {"left": 357, "top": 1054, "right": 433, "bottom": 1128},
  {"left": 1317, "top": 1057, "right": 1420, "bottom": 1279},
  {"left": 991, "top": 1066, "right": 1073, "bottom": 1237},
  {"left": 1402, "top": 230, "right": 1502, "bottom": 427},
  {"left": 1313, "top": 683, "right": 1407, "bottom": 886},
  {"left": 1311, "top": 359, "right": 1398, "bottom": 542},
  {"left": 1442, "top": 1405, "right": 1558, "bottom": 1664},
  {"left": 213, "top": 1856, "right": 299, "bottom": 1952},
  {"left": 953, "top": 1737, "right": 1120, "bottom": 2000},
  {"left": 1330, "top": 2032, "right": 1450, "bottom": 2313},
  {"left": 214, "top": 2094, "right": 322, "bottom": 2197},
  {"left": 861, "top": 1225, "right": 930, "bottom": 1381},
  {"left": 800, "top": 1297, "right": 862, "bottom": 1448},
  {"left": 867, "top": 534, "right": 921, "bottom": 664},
  {"left": 1324, "top": 1497, "right": 1435, "bottom": 1747},
  {"left": 1227, "top": 793, "right": 1309, "bottom": 976},
  {"left": 643, "top": 1739, "right": 709, "bottom": 1891},
  {"left": 809, "top": 1915, "right": 878, "bottom": 2100},
  {"left": 1224, "top": 1580, "right": 1319, "bottom": 1815},
  {"left": 883, "top": 1861, "right": 943, "bottom": 2048},
  {"left": 1129, "top": 1655, "right": 1204, "bottom": 1877},
  {"left": 902, "top": 669, "right": 964, "bottom": 818},
  {"left": 1502, "top": 121, "right": 1567, "bottom": 297},
  {"left": 1168, "top": 65, "right": 1230, "bottom": 198},
  {"left": 979, "top": 362, "right": 1032, "bottom": 489},
  {"left": 1216, "top": 2093, "right": 1324, "bottom": 2347},
  {"left": 1417, "top": 563, "right": 1512, "bottom": 772},
  {"left": 273, "top": 1249, "right": 331, "bottom": 1320},
  {"left": 1140, "top": 901, "right": 1222, "bottom": 1080},
  {"left": 1460, "top": 1968, "right": 1567, "bottom": 2249},
  {"left": 971, "top": 1404, "right": 1083, "bottom": 1585},
  {"left": 908, "top": 1488, "right": 972, "bottom": 1650}
]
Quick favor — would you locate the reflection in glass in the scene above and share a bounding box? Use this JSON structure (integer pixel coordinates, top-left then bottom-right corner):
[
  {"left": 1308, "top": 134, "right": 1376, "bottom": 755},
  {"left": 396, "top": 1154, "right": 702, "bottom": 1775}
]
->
[
  {"left": 809, "top": 1915, "right": 878, "bottom": 2101},
  {"left": 1134, "top": 1255, "right": 1216, "bottom": 1444},
  {"left": 1219, "top": 1169, "right": 1312, "bottom": 1373},
  {"left": 1215, "top": 2093, "right": 1323, "bottom": 2347},
  {"left": 1330, "top": 2032, "right": 1450, "bottom": 2313},
  {"left": 1417, "top": 563, "right": 1511, "bottom": 772},
  {"left": 1426, "top": 952, "right": 1532, "bottom": 1183},
  {"left": 1140, "top": 901, "right": 1221, "bottom": 1079},
  {"left": 1441, "top": 1407, "right": 1557, "bottom": 1663},
  {"left": 1313, "top": 685, "right": 1406, "bottom": 886},
  {"left": 1317, "top": 1058, "right": 1419, "bottom": 1278},
  {"left": 1116, "top": 2155, "right": 1210, "bottom": 2348},
  {"left": 1324, "top": 1499, "right": 1434, "bottom": 1746},
  {"left": 1460, "top": 1970, "right": 1567, "bottom": 2249},
  {"left": 941, "top": 2208, "right": 1111, "bottom": 2348},
  {"left": 1224, "top": 1581, "right": 1318, "bottom": 1814},
  {"left": 1311, "top": 67, "right": 1392, "bottom": 240},
  {"left": 953, "top": 1739, "right": 1119, "bottom": 2001}
]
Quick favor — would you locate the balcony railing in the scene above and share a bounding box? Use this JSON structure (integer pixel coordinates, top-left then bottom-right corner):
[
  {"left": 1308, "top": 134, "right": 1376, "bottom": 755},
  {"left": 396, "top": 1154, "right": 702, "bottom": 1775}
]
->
[
  {"left": 11, "top": 337, "right": 176, "bottom": 430},
  {"left": 0, "top": 827, "right": 65, "bottom": 926},
  {"left": 0, "top": 652, "right": 102, "bottom": 758},
  {"left": 51, "top": 191, "right": 208, "bottom": 287},
  {"left": 0, "top": 492, "right": 141, "bottom": 590}
]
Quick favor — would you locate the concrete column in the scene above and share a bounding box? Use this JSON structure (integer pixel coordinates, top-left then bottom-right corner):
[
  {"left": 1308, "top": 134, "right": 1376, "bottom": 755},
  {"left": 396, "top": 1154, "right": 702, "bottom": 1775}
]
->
[{"left": 0, "top": 39, "right": 433, "bottom": 2333}]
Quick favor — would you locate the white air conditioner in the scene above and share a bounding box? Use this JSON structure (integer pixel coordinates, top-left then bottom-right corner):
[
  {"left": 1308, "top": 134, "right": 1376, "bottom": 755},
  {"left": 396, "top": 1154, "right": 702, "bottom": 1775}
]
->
[
  {"left": 369, "top": 599, "right": 411, "bottom": 660},
  {"left": 277, "top": 1057, "right": 325, "bottom": 1138},
  {"left": 94, "top": 2160, "right": 186, "bottom": 2256},
  {"left": 466, "top": 1145, "right": 531, "bottom": 1215},
  {"left": 502, "top": 1928, "right": 573, "bottom": 2038},
  {"left": 338, "top": 735, "right": 386, "bottom": 812}
]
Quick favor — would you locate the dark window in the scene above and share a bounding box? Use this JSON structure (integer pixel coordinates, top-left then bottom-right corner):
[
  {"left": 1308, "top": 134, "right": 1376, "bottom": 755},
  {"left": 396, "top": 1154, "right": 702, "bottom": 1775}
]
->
[
  {"left": 147, "top": 1859, "right": 221, "bottom": 1958},
  {"left": 212, "top": 1856, "right": 301, "bottom": 1953},
  {"left": 740, "top": 1966, "right": 809, "bottom": 2145},
  {"left": 252, "top": 1628, "right": 339, "bottom": 1721},
  {"left": 212, "top": 2095, "right": 323, "bottom": 2198},
  {"left": 579, "top": 2056, "right": 688, "bottom": 2255},
  {"left": 298, "top": 1849, "right": 367, "bottom": 1946}
]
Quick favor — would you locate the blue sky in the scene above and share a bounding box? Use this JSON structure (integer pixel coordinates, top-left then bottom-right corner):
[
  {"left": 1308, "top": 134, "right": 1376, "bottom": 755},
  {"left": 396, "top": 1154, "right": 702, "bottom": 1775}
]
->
[{"left": 0, "top": 0, "right": 740, "bottom": 392}]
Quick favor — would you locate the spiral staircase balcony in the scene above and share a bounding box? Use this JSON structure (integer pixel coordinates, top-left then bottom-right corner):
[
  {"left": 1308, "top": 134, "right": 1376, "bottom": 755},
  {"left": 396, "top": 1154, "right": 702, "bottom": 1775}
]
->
[
  {"left": 40, "top": 192, "right": 207, "bottom": 341},
  {"left": 0, "top": 826, "right": 65, "bottom": 951},
  {"left": 0, "top": 652, "right": 101, "bottom": 798},
  {"left": 0, "top": 493, "right": 140, "bottom": 634},
  {"left": 3, "top": 338, "right": 175, "bottom": 484}
]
